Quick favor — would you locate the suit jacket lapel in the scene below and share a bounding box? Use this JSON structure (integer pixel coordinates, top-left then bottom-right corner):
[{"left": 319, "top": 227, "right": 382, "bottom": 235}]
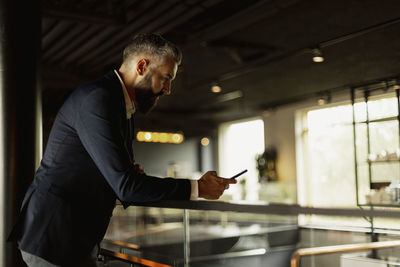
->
[
  {"left": 105, "top": 70, "right": 135, "bottom": 164},
  {"left": 127, "top": 117, "right": 134, "bottom": 163}
]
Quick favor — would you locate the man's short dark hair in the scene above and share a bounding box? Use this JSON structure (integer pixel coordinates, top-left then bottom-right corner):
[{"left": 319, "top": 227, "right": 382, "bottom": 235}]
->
[{"left": 123, "top": 33, "right": 182, "bottom": 65}]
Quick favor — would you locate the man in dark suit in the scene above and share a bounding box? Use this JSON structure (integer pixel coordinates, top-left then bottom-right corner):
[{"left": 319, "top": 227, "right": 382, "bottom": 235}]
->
[{"left": 9, "top": 33, "right": 236, "bottom": 266}]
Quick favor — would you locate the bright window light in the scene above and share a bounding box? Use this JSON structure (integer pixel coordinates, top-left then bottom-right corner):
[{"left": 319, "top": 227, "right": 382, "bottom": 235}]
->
[{"left": 219, "top": 118, "right": 264, "bottom": 201}]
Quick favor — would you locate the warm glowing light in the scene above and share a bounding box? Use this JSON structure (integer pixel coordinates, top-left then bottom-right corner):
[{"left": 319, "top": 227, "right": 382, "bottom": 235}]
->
[
  {"left": 392, "top": 85, "right": 400, "bottom": 90},
  {"left": 312, "top": 48, "right": 324, "bottom": 63},
  {"left": 211, "top": 85, "right": 222, "bottom": 93},
  {"left": 171, "top": 134, "right": 183, "bottom": 144},
  {"left": 312, "top": 56, "right": 324, "bottom": 63},
  {"left": 152, "top": 132, "right": 160, "bottom": 142},
  {"left": 201, "top": 137, "right": 210, "bottom": 146},
  {"left": 159, "top": 133, "right": 168, "bottom": 143},
  {"left": 136, "top": 132, "right": 145, "bottom": 142},
  {"left": 144, "top": 132, "right": 152, "bottom": 141},
  {"left": 136, "top": 131, "right": 184, "bottom": 144},
  {"left": 317, "top": 98, "right": 326, "bottom": 105}
]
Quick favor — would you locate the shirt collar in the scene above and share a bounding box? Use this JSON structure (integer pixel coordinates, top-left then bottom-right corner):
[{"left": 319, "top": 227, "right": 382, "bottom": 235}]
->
[{"left": 114, "top": 70, "right": 136, "bottom": 119}]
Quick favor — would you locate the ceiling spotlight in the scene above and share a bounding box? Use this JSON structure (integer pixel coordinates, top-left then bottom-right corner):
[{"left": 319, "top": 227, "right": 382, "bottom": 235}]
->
[
  {"left": 263, "top": 110, "right": 271, "bottom": 117},
  {"left": 262, "top": 108, "right": 274, "bottom": 117},
  {"left": 317, "top": 98, "right": 326, "bottom": 105},
  {"left": 391, "top": 79, "right": 400, "bottom": 90},
  {"left": 201, "top": 137, "right": 210, "bottom": 146},
  {"left": 317, "top": 92, "right": 331, "bottom": 105},
  {"left": 312, "top": 48, "right": 324, "bottom": 63},
  {"left": 211, "top": 84, "right": 222, "bottom": 93}
]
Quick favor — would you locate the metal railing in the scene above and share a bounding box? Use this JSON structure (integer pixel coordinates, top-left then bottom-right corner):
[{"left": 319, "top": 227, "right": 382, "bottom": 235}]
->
[
  {"left": 104, "top": 239, "right": 141, "bottom": 251},
  {"left": 129, "top": 200, "right": 400, "bottom": 219},
  {"left": 290, "top": 240, "right": 400, "bottom": 267},
  {"left": 100, "top": 248, "right": 172, "bottom": 267}
]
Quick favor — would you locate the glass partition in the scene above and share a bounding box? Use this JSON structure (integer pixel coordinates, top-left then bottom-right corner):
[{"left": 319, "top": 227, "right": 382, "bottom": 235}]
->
[
  {"left": 104, "top": 206, "right": 186, "bottom": 266},
  {"left": 102, "top": 201, "right": 400, "bottom": 267}
]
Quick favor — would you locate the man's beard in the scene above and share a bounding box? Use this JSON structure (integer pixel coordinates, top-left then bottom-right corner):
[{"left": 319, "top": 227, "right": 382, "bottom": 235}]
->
[{"left": 134, "top": 73, "right": 163, "bottom": 114}]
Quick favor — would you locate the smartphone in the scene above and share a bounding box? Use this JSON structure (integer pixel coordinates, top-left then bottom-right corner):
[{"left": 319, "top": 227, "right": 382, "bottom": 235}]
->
[{"left": 230, "top": 169, "right": 248, "bottom": 179}]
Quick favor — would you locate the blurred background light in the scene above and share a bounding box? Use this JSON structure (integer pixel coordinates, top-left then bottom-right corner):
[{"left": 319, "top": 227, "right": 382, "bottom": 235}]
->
[
  {"left": 136, "top": 131, "right": 184, "bottom": 144},
  {"left": 201, "top": 137, "right": 210, "bottom": 146}
]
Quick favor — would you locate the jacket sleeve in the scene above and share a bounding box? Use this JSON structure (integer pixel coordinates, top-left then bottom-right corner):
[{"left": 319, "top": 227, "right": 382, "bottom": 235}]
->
[{"left": 75, "top": 87, "right": 191, "bottom": 203}]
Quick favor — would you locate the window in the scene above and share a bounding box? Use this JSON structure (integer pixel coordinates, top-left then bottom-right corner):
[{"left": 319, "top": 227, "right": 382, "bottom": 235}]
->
[
  {"left": 218, "top": 118, "right": 264, "bottom": 201},
  {"left": 298, "top": 103, "right": 356, "bottom": 207},
  {"left": 297, "top": 94, "right": 400, "bottom": 228}
]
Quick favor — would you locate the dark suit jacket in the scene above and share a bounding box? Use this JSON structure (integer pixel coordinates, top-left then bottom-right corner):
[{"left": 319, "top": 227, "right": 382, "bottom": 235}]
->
[{"left": 9, "top": 71, "right": 190, "bottom": 266}]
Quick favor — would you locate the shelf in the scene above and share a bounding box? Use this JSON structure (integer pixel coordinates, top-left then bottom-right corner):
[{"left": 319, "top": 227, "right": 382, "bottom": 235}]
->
[
  {"left": 352, "top": 90, "right": 400, "bottom": 235},
  {"left": 355, "top": 116, "right": 399, "bottom": 124},
  {"left": 360, "top": 204, "right": 400, "bottom": 208},
  {"left": 367, "top": 159, "right": 400, "bottom": 164}
]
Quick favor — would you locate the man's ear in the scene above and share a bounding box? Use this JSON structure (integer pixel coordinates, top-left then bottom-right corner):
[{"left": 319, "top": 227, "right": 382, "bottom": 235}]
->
[{"left": 136, "top": 59, "right": 148, "bottom": 76}]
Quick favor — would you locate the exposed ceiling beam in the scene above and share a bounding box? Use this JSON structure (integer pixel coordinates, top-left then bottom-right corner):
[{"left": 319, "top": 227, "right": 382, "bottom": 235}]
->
[
  {"left": 48, "top": 25, "right": 104, "bottom": 64},
  {"left": 42, "top": 8, "right": 125, "bottom": 25},
  {"left": 204, "top": 39, "right": 278, "bottom": 51},
  {"left": 74, "top": 0, "right": 179, "bottom": 66},
  {"left": 43, "top": 24, "right": 89, "bottom": 61},
  {"left": 42, "top": 20, "right": 60, "bottom": 39},
  {"left": 189, "top": 14, "right": 400, "bottom": 94},
  {"left": 320, "top": 15, "right": 400, "bottom": 48},
  {"left": 88, "top": 0, "right": 207, "bottom": 73},
  {"left": 188, "top": 0, "right": 301, "bottom": 42}
]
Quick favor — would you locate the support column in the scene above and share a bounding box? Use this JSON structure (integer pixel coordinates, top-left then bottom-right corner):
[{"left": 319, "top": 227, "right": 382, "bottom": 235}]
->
[{"left": 0, "top": 1, "right": 41, "bottom": 266}]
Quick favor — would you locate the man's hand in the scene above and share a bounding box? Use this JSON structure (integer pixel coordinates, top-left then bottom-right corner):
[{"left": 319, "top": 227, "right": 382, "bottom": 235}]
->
[
  {"left": 134, "top": 163, "right": 145, "bottom": 174},
  {"left": 198, "top": 171, "right": 237, "bottom": 200}
]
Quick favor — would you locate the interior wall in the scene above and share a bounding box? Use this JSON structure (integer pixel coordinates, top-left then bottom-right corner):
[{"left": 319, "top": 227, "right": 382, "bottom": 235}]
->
[
  {"left": 200, "top": 138, "right": 214, "bottom": 173},
  {"left": 261, "top": 90, "right": 352, "bottom": 204},
  {"left": 133, "top": 137, "right": 208, "bottom": 180}
]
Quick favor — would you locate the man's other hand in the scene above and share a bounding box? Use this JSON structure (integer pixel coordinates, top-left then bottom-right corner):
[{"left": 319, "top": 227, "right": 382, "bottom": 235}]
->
[{"left": 198, "top": 171, "right": 237, "bottom": 199}]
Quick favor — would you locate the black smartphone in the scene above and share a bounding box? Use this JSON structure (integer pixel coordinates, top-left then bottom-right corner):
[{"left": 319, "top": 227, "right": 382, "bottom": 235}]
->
[{"left": 230, "top": 169, "right": 248, "bottom": 179}]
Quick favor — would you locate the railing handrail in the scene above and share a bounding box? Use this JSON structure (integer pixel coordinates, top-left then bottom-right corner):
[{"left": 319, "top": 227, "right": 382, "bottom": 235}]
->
[
  {"left": 125, "top": 200, "right": 400, "bottom": 218},
  {"left": 103, "top": 239, "right": 141, "bottom": 250},
  {"left": 290, "top": 240, "right": 400, "bottom": 267},
  {"left": 99, "top": 248, "right": 172, "bottom": 267}
]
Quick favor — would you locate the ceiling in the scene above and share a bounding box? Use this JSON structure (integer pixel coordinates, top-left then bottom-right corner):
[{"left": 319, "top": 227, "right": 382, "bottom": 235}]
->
[{"left": 41, "top": 0, "right": 400, "bottom": 137}]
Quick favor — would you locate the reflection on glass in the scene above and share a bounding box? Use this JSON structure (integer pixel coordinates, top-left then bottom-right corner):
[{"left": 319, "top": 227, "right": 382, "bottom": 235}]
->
[{"left": 103, "top": 206, "right": 298, "bottom": 266}]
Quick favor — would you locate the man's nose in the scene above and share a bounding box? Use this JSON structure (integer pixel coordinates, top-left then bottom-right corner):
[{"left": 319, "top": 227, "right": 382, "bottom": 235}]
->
[{"left": 162, "top": 81, "right": 171, "bottom": 95}]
